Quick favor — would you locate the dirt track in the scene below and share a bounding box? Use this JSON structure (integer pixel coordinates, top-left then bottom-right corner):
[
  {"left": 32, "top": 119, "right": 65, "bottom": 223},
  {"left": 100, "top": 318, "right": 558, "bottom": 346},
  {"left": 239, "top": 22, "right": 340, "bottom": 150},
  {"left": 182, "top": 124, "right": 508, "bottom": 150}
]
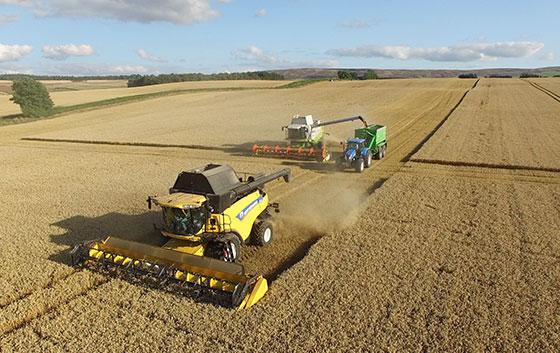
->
[{"left": 1, "top": 78, "right": 559, "bottom": 352}]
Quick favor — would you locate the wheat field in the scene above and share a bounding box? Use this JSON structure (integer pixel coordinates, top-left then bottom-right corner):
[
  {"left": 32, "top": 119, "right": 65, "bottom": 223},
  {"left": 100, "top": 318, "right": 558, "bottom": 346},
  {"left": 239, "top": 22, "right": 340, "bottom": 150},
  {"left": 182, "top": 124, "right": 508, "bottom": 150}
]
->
[{"left": 1, "top": 78, "right": 559, "bottom": 352}]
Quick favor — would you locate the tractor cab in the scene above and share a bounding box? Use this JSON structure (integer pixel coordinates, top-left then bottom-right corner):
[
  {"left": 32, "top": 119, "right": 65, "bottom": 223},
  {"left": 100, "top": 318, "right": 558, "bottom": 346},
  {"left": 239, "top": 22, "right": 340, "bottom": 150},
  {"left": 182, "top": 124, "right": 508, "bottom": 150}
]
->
[{"left": 346, "top": 137, "right": 366, "bottom": 150}]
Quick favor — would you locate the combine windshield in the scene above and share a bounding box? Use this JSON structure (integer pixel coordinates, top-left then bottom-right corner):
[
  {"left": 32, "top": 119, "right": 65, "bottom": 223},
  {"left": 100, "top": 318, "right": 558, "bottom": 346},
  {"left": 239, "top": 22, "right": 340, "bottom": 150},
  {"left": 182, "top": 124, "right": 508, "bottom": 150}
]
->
[
  {"left": 162, "top": 207, "right": 206, "bottom": 235},
  {"left": 287, "top": 127, "right": 307, "bottom": 140}
]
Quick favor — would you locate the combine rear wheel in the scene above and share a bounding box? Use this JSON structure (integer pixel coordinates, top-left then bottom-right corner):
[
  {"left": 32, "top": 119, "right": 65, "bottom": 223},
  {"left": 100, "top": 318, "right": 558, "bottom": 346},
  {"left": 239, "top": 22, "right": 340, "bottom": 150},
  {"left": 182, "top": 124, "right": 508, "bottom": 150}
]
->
[{"left": 252, "top": 220, "right": 274, "bottom": 246}]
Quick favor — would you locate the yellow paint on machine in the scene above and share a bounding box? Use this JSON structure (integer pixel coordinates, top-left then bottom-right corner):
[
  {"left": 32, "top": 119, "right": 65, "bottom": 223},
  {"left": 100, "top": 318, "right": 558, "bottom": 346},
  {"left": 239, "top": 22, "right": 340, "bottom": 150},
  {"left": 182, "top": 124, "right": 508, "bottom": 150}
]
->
[
  {"left": 238, "top": 276, "right": 269, "bottom": 310},
  {"left": 163, "top": 238, "right": 205, "bottom": 256},
  {"left": 159, "top": 190, "right": 269, "bottom": 243}
]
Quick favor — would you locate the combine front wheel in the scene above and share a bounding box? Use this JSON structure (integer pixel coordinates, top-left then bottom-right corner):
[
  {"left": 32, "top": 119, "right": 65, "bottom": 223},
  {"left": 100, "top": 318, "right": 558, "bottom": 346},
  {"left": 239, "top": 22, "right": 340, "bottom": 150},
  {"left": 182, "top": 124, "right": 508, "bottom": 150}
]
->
[{"left": 206, "top": 234, "right": 241, "bottom": 262}]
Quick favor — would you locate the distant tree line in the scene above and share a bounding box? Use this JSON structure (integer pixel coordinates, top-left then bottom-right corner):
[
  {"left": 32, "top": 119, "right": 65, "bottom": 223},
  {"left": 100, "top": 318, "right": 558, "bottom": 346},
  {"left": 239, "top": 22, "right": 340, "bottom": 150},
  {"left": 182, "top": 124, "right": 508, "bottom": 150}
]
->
[
  {"left": 519, "top": 73, "right": 542, "bottom": 78},
  {"left": 337, "top": 70, "right": 378, "bottom": 80},
  {"left": 555, "top": 74, "right": 560, "bottom": 78},
  {"left": 0, "top": 71, "right": 285, "bottom": 86},
  {"left": 126, "top": 71, "right": 284, "bottom": 87},
  {"left": 458, "top": 73, "right": 478, "bottom": 79},
  {"left": 487, "top": 74, "right": 513, "bottom": 78}
]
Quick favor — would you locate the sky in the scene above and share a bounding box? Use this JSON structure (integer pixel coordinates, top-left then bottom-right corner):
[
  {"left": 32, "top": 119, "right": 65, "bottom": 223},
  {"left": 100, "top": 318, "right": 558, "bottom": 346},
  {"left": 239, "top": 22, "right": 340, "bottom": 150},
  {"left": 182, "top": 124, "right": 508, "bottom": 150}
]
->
[{"left": 0, "top": 0, "right": 558, "bottom": 75}]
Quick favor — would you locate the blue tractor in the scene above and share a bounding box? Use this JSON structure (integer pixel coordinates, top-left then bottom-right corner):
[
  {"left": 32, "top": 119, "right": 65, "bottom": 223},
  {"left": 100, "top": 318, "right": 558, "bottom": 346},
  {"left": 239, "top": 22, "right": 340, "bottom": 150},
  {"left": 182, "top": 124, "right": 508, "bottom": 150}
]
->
[{"left": 337, "top": 124, "right": 387, "bottom": 172}]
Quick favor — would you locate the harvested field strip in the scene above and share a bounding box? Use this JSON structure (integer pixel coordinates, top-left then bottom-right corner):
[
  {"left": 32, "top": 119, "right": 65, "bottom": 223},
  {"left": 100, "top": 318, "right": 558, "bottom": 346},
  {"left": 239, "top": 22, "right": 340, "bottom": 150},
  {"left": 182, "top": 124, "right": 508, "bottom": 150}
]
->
[
  {"left": 412, "top": 79, "right": 560, "bottom": 169},
  {"left": 526, "top": 80, "right": 560, "bottom": 103},
  {"left": 411, "top": 158, "right": 560, "bottom": 173},
  {"left": 402, "top": 79, "right": 479, "bottom": 162}
]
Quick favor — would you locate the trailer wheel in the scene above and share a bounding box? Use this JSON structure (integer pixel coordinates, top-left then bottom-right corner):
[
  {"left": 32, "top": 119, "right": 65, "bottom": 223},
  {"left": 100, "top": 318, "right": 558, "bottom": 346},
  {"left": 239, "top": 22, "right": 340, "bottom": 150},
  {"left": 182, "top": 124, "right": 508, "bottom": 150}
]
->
[
  {"left": 355, "top": 158, "right": 365, "bottom": 173},
  {"left": 252, "top": 220, "right": 274, "bottom": 246},
  {"left": 364, "top": 151, "right": 373, "bottom": 168},
  {"left": 378, "top": 145, "right": 386, "bottom": 159}
]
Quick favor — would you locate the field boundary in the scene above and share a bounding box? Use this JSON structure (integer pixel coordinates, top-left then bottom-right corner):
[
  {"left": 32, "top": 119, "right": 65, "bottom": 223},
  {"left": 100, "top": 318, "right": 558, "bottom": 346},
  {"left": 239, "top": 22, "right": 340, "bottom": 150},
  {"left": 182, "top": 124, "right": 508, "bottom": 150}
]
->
[
  {"left": 525, "top": 80, "right": 560, "bottom": 103},
  {"left": 401, "top": 79, "right": 479, "bottom": 162},
  {"left": 411, "top": 158, "right": 560, "bottom": 174}
]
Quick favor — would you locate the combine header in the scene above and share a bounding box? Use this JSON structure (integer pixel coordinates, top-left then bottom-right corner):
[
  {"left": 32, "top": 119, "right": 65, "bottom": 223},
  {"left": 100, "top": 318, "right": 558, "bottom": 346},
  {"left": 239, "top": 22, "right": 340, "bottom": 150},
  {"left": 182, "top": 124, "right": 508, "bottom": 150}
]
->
[
  {"left": 71, "top": 164, "right": 291, "bottom": 309},
  {"left": 252, "top": 115, "right": 368, "bottom": 161}
]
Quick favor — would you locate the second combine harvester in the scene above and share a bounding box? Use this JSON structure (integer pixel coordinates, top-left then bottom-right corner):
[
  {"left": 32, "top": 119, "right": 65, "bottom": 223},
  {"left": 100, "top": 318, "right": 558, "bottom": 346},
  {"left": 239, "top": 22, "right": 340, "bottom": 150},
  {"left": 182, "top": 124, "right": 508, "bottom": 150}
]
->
[{"left": 252, "top": 115, "right": 369, "bottom": 162}]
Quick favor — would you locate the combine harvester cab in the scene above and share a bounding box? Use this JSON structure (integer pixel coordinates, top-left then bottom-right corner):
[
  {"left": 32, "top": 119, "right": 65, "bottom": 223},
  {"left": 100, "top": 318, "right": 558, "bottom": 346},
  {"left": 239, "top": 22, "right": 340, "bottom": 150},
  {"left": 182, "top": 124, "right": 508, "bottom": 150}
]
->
[
  {"left": 71, "top": 164, "right": 291, "bottom": 309},
  {"left": 252, "top": 115, "right": 368, "bottom": 162},
  {"left": 338, "top": 124, "right": 387, "bottom": 172}
]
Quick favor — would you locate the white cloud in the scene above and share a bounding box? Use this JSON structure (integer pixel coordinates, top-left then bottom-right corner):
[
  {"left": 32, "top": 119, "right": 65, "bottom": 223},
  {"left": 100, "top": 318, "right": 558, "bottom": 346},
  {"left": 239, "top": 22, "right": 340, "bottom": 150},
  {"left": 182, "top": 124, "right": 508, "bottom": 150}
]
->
[
  {"left": 137, "top": 49, "right": 167, "bottom": 63},
  {"left": 42, "top": 44, "right": 94, "bottom": 60},
  {"left": 255, "top": 8, "right": 267, "bottom": 17},
  {"left": 41, "top": 63, "right": 149, "bottom": 75},
  {"left": 233, "top": 45, "right": 277, "bottom": 64},
  {"left": 0, "top": 63, "right": 34, "bottom": 75},
  {"left": 0, "top": 13, "right": 19, "bottom": 25},
  {"left": 327, "top": 41, "right": 545, "bottom": 62},
  {"left": 233, "top": 45, "right": 338, "bottom": 69},
  {"left": 339, "top": 18, "right": 372, "bottom": 29},
  {"left": 539, "top": 52, "right": 555, "bottom": 61},
  {"left": 217, "top": 0, "right": 231, "bottom": 3},
  {"left": 107, "top": 65, "right": 149, "bottom": 74},
  {"left": 0, "top": 44, "right": 33, "bottom": 62},
  {"left": 3, "top": 0, "right": 219, "bottom": 24}
]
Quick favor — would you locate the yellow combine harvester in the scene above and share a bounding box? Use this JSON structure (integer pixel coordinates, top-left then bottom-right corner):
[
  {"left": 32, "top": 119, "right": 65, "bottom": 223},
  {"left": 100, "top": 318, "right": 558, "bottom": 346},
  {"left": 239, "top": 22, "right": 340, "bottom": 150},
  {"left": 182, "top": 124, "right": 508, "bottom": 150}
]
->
[{"left": 71, "top": 164, "right": 291, "bottom": 309}]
